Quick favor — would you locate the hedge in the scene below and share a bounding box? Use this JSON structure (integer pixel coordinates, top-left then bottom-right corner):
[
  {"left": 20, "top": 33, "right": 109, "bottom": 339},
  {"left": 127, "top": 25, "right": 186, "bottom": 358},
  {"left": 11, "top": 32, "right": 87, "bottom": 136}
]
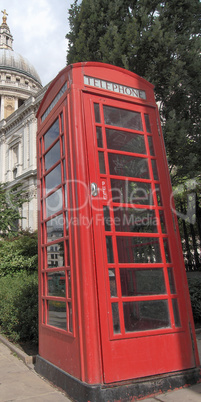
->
[
  {"left": 0, "top": 270, "right": 200, "bottom": 347},
  {"left": 0, "top": 231, "right": 38, "bottom": 277},
  {"left": 0, "top": 271, "right": 38, "bottom": 345},
  {"left": 188, "top": 275, "right": 201, "bottom": 326}
]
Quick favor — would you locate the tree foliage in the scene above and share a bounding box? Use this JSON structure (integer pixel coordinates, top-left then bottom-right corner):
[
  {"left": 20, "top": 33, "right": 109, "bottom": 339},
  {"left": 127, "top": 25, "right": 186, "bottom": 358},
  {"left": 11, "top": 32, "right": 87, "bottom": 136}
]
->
[
  {"left": 67, "top": 0, "right": 201, "bottom": 182},
  {"left": 0, "top": 231, "right": 38, "bottom": 277},
  {"left": 187, "top": 273, "right": 201, "bottom": 324},
  {"left": 67, "top": 0, "right": 201, "bottom": 269},
  {"left": 0, "top": 182, "right": 29, "bottom": 237},
  {"left": 172, "top": 178, "right": 201, "bottom": 270}
]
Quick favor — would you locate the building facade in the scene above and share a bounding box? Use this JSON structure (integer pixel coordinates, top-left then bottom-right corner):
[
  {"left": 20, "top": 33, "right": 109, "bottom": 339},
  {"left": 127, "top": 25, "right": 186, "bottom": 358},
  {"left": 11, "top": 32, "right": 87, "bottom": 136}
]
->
[{"left": 0, "top": 11, "right": 47, "bottom": 231}]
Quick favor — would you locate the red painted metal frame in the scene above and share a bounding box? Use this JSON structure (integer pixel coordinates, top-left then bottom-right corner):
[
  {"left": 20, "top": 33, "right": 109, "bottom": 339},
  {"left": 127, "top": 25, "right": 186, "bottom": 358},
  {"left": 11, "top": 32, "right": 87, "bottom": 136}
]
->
[
  {"left": 83, "top": 93, "right": 198, "bottom": 382},
  {"left": 37, "top": 98, "right": 82, "bottom": 379},
  {"left": 37, "top": 62, "right": 199, "bottom": 386},
  {"left": 88, "top": 98, "right": 175, "bottom": 339}
]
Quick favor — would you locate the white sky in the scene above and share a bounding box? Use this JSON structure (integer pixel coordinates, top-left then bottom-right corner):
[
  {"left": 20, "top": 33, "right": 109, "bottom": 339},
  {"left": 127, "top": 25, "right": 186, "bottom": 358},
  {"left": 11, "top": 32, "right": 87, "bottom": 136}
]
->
[{"left": 2, "top": 0, "right": 72, "bottom": 86}]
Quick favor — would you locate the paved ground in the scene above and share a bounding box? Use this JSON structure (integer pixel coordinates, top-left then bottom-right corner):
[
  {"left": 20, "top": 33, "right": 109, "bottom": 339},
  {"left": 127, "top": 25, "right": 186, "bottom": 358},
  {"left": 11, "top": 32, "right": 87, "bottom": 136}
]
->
[
  {"left": 142, "top": 384, "right": 201, "bottom": 402},
  {"left": 0, "top": 333, "right": 201, "bottom": 401},
  {"left": 0, "top": 341, "right": 71, "bottom": 401}
]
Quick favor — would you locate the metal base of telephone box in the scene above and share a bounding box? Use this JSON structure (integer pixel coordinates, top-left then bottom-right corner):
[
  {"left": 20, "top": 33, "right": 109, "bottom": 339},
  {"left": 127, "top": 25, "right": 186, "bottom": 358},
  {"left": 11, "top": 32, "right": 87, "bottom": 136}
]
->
[{"left": 35, "top": 355, "right": 201, "bottom": 402}]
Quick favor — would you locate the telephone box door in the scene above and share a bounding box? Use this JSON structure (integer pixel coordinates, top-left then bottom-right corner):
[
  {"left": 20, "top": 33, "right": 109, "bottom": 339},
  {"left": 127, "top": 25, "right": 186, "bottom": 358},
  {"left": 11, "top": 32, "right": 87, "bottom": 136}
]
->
[{"left": 83, "top": 93, "right": 196, "bottom": 383}]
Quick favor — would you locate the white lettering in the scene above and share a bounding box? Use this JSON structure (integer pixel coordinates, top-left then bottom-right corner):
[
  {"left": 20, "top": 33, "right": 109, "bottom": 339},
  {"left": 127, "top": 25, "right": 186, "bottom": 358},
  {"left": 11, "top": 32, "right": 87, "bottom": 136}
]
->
[
  {"left": 106, "top": 82, "right": 112, "bottom": 90},
  {"left": 112, "top": 83, "right": 118, "bottom": 92},
  {"left": 94, "top": 78, "right": 100, "bottom": 87},
  {"left": 131, "top": 88, "right": 139, "bottom": 97},
  {"left": 125, "top": 87, "right": 132, "bottom": 96},
  {"left": 84, "top": 76, "right": 90, "bottom": 85},
  {"left": 122, "top": 213, "right": 134, "bottom": 227},
  {"left": 118, "top": 85, "right": 124, "bottom": 94},
  {"left": 84, "top": 76, "right": 146, "bottom": 100},
  {"left": 100, "top": 80, "right": 105, "bottom": 89}
]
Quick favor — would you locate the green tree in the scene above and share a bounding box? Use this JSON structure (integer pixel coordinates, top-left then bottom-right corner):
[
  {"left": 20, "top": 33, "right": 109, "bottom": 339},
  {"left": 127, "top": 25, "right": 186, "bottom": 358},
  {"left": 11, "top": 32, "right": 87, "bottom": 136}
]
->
[
  {"left": 0, "top": 182, "right": 28, "bottom": 238},
  {"left": 67, "top": 0, "right": 201, "bottom": 269},
  {"left": 67, "top": 0, "right": 201, "bottom": 182}
]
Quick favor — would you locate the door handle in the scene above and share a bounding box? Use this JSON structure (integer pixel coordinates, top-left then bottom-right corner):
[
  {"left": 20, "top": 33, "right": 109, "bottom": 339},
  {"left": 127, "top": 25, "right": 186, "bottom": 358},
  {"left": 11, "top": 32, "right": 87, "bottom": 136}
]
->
[{"left": 91, "top": 182, "right": 98, "bottom": 197}]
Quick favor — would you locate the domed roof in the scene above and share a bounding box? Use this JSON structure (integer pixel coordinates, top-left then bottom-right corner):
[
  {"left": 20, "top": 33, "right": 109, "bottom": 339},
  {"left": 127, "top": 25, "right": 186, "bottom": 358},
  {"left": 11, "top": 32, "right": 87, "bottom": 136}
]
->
[{"left": 0, "top": 48, "right": 42, "bottom": 85}]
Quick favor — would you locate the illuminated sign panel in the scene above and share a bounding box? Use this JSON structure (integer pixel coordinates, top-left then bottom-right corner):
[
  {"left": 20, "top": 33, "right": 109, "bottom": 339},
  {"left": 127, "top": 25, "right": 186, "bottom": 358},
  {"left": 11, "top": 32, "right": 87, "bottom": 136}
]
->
[{"left": 84, "top": 75, "right": 146, "bottom": 100}]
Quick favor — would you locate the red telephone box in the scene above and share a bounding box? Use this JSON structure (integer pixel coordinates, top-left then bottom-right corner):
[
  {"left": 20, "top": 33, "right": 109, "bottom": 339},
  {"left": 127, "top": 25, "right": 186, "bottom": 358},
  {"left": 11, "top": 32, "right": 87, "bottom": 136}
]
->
[{"left": 36, "top": 62, "right": 200, "bottom": 401}]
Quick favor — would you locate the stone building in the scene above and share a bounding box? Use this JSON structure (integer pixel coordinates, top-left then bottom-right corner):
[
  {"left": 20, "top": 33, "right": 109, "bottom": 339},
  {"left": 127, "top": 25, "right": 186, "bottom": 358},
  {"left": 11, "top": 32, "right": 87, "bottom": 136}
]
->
[{"left": 0, "top": 10, "right": 47, "bottom": 231}]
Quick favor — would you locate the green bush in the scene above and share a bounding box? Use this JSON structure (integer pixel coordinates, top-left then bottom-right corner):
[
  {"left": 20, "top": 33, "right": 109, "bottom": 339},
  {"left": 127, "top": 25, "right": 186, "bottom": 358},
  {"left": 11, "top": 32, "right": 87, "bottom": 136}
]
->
[
  {"left": 0, "top": 231, "right": 38, "bottom": 277},
  {"left": 0, "top": 271, "right": 38, "bottom": 344},
  {"left": 188, "top": 276, "right": 201, "bottom": 325}
]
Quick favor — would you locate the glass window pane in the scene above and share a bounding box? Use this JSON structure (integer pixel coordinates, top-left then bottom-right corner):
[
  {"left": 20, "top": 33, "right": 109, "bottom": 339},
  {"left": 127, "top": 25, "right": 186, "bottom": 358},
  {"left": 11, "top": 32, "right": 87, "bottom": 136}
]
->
[
  {"left": 159, "top": 210, "right": 167, "bottom": 233},
  {"left": 106, "top": 129, "right": 146, "bottom": 154},
  {"left": 66, "top": 212, "right": 69, "bottom": 234},
  {"left": 103, "top": 105, "right": 143, "bottom": 131},
  {"left": 154, "top": 184, "right": 163, "bottom": 206},
  {"left": 66, "top": 240, "right": 70, "bottom": 266},
  {"left": 46, "top": 214, "right": 64, "bottom": 242},
  {"left": 108, "top": 153, "right": 149, "bottom": 179},
  {"left": 116, "top": 236, "right": 162, "bottom": 263},
  {"left": 60, "top": 112, "right": 64, "bottom": 132},
  {"left": 68, "top": 302, "right": 73, "bottom": 332},
  {"left": 45, "top": 188, "right": 63, "bottom": 218},
  {"left": 62, "top": 136, "right": 65, "bottom": 156},
  {"left": 41, "top": 223, "right": 44, "bottom": 245},
  {"left": 168, "top": 268, "right": 176, "bottom": 294},
  {"left": 42, "top": 246, "right": 45, "bottom": 267},
  {"left": 47, "top": 241, "right": 64, "bottom": 268},
  {"left": 63, "top": 159, "right": 66, "bottom": 181},
  {"left": 109, "top": 269, "right": 117, "bottom": 297},
  {"left": 163, "top": 238, "right": 171, "bottom": 263},
  {"left": 47, "top": 271, "right": 66, "bottom": 297},
  {"left": 151, "top": 159, "right": 159, "bottom": 180},
  {"left": 123, "top": 300, "right": 170, "bottom": 332},
  {"left": 42, "top": 83, "right": 67, "bottom": 122},
  {"left": 96, "top": 126, "right": 103, "bottom": 148},
  {"left": 47, "top": 300, "right": 66, "bottom": 330},
  {"left": 44, "top": 119, "right": 60, "bottom": 150},
  {"left": 40, "top": 157, "right": 43, "bottom": 176},
  {"left": 45, "top": 141, "right": 60, "bottom": 171},
  {"left": 64, "top": 184, "right": 68, "bottom": 208},
  {"left": 42, "top": 273, "right": 45, "bottom": 296},
  {"left": 172, "top": 299, "right": 181, "bottom": 327},
  {"left": 120, "top": 268, "right": 166, "bottom": 296},
  {"left": 67, "top": 271, "right": 71, "bottom": 298},
  {"left": 94, "top": 103, "right": 101, "bottom": 123},
  {"left": 144, "top": 114, "right": 151, "bottom": 133},
  {"left": 112, "top": 303, "right": 121, "bottom": 334},
  {"left": 99, "top": 152, "right": 106, "bottom": 174},
  {"left": 103, "top": 206, "right": 111, "bottom": 231},
  {"left": 111, "top": 179, "right": 154, "bottom": 205},
  {"left": 113, "top": 208, "right": 158, "bottom": 233},
  {"left": 42, "top": 300, "right": 45, "bottom": 324},
  {"left": 148, "top": 136, "right": 155, "bottom": 155},
  {"left": 45, "top": 164, "right": 61, "bottom": 194},
  {"left": 106, "top": 236, "right": 114, "bottom": 263},
  {"left": 40, "top": 138, "right": 42, "bottom": 154}
]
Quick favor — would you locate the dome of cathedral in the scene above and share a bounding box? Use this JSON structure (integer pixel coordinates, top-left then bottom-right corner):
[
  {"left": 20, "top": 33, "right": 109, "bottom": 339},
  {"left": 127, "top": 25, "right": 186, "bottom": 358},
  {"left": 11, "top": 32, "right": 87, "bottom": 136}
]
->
[{"left": 0, "top": 48, "right": 42, "bottom": 85}]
